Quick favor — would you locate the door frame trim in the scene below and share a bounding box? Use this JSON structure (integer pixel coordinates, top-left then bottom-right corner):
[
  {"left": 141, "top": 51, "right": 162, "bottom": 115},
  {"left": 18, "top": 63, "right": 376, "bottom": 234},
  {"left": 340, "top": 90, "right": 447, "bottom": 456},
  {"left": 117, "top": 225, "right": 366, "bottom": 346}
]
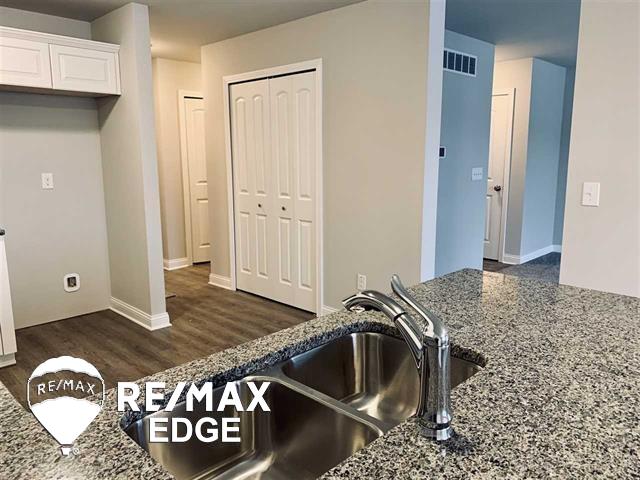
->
[
  {"left": 491, "top": 88, "right": 515, "bottom": 263},
  {"left": 178, "top": 89, "right": 204, "bottom": 265},
  {"left": 222, "top": 59, "right": 324, "bottom": 313}
]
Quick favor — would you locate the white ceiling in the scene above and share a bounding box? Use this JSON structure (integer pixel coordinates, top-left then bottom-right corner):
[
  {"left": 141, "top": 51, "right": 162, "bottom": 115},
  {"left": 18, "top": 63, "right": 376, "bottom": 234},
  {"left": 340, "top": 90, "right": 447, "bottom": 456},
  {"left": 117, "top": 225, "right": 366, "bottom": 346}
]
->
[
  {"left": 446, "top": 0, "right": 581, "bottom": 67},
  {"left": 0, "top": 0, "right": 363, "bottom": 62}
]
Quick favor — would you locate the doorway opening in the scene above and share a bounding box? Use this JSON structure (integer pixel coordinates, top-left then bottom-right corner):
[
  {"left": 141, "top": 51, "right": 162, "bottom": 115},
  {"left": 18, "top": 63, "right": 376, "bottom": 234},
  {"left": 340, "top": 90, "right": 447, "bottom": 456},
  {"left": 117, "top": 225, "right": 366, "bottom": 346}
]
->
[
  {"left": 178, "top": 90, "right": 210, "bottom": 266},
  {"left": 435, "top": 0, "right": 580, "bottom": 284},
  {"left": 483, "top": 89, "right": 514, "bottom": 264}
]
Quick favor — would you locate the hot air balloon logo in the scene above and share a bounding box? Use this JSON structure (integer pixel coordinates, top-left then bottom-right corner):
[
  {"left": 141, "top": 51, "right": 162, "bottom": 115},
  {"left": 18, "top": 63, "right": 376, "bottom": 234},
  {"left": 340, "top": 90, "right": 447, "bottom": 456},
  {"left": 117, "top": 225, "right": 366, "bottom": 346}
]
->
[{"left": 27, "top": 356, "right": 105, "bottom": 455}]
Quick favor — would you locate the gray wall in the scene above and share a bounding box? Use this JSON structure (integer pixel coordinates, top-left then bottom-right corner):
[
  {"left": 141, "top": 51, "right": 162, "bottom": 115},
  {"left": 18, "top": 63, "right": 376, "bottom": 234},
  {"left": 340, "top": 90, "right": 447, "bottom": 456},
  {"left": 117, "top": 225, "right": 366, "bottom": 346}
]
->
[
  {"left": 0, "top": 5, "right": 90, "bottom": 38},
  {"left": 0, "top": 10, "right": 110, "bottom": 329},
  {"left": 152, "top": 58, "right": 202, "bottom": 263},
  {"left": 520, "top": 58, "right": 566, "bottom": 254},
  {"left": 0, "top": 96, "right": 110, "bottom": 329},
  {"left": 553, "top": 67, "right": 575, "bottom": 245},
  {"left": 560, "top": 0, "right": 639, "bottom": 297},
  {"left": 201, "top": 0, "right": 433, "bottom": 309},
  {"left": 92, "top": 3, "right": 167, "bottom": 319},
  {"left": 420, "top": 0, "right": 446, "bottom": 282},
  {"left": 436, "top": 30, "right": 495, "bottom": 276}
]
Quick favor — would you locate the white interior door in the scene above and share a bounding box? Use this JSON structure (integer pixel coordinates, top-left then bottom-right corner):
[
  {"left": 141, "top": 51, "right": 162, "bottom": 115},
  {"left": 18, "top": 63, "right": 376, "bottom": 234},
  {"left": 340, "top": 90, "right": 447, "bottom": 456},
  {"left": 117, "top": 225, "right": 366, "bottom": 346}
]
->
[
  {"left": 230, "top": 71, "right": 317, "bottom": 312},
  {"left": 184, "top": 97, "right": 211, "bottom": 263},
  {"left": 484, "top": 92, "right": 514, "bottom": 260},
  {"left": 0, "top": 156, "right": 17, "bottom": 360}
]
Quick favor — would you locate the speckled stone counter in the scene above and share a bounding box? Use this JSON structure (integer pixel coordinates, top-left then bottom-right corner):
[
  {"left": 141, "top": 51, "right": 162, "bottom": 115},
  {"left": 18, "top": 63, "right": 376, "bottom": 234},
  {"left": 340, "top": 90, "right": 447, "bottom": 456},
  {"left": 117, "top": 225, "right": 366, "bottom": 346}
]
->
[{"left": 1, "top": 269, "right": 638, "bottom": 479}]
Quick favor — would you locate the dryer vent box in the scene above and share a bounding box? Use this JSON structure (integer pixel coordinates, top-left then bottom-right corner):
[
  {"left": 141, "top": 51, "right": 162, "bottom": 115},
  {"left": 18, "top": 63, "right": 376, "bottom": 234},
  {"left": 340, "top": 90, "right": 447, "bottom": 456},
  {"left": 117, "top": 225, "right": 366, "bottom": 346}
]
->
[{"left": 64, "top": 273, "right": 80, "bottom": 292}]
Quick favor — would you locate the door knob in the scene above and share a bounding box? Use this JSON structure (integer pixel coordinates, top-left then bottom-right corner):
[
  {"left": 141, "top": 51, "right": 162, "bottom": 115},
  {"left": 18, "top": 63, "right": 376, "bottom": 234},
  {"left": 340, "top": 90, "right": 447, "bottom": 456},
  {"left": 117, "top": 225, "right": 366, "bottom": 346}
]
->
[
  {"left": 494, "top": 185, "right": 502, "bottom": 192},
  {"left": 258, "top": 203, "right": 262, "bottom": 208},
  {"left": 281, "top": 206, "right": 286, "bottom": 211},
  {"left": 0, "top": 228, "right": 5, "bottom": 236}
]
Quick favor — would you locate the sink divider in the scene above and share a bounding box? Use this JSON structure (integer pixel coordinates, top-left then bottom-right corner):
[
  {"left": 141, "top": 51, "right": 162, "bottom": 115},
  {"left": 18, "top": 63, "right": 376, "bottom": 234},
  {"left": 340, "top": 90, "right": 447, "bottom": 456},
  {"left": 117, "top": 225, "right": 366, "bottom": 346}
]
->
[{"left": 250, "top": 368, "right": 391, "bottom": 435}]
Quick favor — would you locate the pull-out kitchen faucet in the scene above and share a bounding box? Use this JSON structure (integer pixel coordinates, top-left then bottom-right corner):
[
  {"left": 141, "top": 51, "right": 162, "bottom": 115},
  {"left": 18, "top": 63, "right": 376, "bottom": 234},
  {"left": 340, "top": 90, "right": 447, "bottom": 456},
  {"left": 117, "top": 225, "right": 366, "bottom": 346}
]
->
[{"left": 343, "top": 275, "right": 453, "bottom": 440}]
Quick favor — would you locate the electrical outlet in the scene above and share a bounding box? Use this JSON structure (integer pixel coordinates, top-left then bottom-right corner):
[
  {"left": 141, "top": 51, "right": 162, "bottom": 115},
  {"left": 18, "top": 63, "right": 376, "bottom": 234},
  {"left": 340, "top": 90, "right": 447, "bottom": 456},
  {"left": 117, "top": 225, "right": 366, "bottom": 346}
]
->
[
  {"left": 63, "top": 273, "right": 80, "bottom": 292},
  {"left": 41, "top": 173, "right": 54, "bottom": 190},
  {"left": 357, "top": 274, "right": 367, "bottom": 291}
]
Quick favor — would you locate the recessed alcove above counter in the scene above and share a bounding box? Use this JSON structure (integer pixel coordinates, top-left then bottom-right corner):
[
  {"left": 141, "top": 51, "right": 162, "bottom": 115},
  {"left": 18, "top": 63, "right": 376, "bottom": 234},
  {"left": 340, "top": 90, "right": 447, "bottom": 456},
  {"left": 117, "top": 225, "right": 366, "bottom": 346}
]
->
[{"left": 0, "top": 26, "right": 121, "bottom": 97}]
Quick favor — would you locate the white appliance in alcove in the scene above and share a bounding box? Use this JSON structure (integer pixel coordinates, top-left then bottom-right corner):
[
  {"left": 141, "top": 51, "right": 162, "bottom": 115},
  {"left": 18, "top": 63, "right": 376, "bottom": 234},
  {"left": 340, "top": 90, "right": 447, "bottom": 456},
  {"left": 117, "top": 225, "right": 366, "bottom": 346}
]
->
[{"left": 0, "top": 229, "right": 17, "bottom": 367}]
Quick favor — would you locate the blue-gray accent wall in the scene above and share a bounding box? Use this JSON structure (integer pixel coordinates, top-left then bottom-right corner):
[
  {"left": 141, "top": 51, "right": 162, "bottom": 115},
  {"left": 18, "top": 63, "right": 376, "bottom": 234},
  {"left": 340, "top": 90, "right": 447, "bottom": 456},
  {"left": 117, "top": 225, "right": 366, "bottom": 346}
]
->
[{"left": 435, "top": 30, "right": 495, "bottom": 276}]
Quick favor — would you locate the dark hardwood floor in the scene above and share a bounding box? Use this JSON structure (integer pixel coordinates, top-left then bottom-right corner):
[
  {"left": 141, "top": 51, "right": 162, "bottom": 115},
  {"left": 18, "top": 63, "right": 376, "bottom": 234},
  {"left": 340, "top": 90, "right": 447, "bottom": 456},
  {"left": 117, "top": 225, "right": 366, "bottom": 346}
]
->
[
  {"left": 0, "top": 263, "right": 314, "bottom": 407},
  {"left": 483, "top": 258, "right": 509, "bottom": 272}
]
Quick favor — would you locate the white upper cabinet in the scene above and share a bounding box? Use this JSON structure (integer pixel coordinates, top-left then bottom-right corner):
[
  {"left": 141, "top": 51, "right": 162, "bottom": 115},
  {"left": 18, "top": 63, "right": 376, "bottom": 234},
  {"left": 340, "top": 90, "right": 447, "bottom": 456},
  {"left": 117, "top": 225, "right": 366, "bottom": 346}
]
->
[
  {"left": 0, "top": 36, "right": 52, "bottom": 88},
  {"left": 0, "top": 26, "right": 120, "bottom": 96},
  {"left": 50, "top": 44, "right": 120, "bottom": 94}
]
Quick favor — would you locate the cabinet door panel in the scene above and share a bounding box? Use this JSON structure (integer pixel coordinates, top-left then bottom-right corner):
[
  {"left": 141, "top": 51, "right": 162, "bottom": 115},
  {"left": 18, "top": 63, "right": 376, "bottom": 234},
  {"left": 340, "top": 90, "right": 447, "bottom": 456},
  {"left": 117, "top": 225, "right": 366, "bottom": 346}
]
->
[
  {"left": 0, "top": 37, "right": 52, "bottom": 88},
  {"left": 50, "top": 44, "right": 119, "bottom": 94}
]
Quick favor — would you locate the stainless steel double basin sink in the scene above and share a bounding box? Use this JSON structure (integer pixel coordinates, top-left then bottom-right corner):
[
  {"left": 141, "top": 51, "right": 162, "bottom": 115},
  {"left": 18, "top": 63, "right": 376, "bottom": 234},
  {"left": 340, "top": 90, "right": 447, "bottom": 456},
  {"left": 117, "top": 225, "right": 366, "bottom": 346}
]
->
[{"left": 125, "top": 332, "right": 481, "bottom": 480}]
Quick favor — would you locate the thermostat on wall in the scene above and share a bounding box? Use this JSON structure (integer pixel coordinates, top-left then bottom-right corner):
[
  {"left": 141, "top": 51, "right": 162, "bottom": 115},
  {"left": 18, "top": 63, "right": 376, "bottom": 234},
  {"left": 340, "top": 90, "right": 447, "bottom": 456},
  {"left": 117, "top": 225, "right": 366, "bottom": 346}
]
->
[{"left": 63, "top": 273, "right": 80, "bottom": 293}]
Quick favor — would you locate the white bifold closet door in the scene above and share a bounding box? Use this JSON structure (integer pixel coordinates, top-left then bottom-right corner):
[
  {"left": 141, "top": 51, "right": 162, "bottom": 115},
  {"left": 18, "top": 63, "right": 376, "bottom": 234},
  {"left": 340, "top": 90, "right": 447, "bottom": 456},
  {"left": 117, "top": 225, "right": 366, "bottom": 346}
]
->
[{"left": 230, "top": 71, "right": 316, "bottom": 312}]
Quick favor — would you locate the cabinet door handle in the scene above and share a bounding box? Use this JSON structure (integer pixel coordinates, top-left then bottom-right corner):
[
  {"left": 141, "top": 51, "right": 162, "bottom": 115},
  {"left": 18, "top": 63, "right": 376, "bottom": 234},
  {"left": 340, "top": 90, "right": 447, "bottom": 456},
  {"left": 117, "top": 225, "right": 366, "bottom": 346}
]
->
[{"left": 281, "top": 206, "right": 286, "bottom": 211}]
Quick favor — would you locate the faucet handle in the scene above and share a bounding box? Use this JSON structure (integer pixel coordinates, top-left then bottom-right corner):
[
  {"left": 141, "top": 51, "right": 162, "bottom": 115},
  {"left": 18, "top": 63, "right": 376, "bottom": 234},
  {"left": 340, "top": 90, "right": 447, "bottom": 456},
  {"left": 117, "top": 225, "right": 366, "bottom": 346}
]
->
[{"left": 390, "top": 275, "right": 448, "bottom": 343}]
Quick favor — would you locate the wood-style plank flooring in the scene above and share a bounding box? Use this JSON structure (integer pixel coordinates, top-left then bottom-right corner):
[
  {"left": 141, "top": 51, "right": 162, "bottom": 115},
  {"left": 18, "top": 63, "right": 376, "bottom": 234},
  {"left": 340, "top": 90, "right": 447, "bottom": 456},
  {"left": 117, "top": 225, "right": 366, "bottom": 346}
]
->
[
  {"left": 483, "top": 258, "right": 509, "bottom": 272},
  {"left": 0, "top": 263, "right": 314, "bottom": 407}
]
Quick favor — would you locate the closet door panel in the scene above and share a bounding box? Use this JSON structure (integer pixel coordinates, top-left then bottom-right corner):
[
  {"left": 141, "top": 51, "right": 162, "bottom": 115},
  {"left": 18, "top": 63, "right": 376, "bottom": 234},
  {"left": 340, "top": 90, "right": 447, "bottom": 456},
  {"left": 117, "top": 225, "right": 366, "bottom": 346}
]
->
[
  {"left": 230, "top": 79, "right": 276, "bottom": 298},
  {"left": 290, "top": 71, "right": 317, "bottom": 311},
  {"left": 269, "top": 75, "right": 296, "bottom": 306}
]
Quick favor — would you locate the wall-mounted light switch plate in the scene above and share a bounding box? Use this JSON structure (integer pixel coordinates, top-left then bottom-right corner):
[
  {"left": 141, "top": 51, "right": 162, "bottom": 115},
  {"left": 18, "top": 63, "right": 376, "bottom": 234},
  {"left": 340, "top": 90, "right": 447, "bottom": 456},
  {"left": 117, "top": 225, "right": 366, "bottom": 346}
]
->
[
  {"left": 41, "top": 173, "right": 54, "bottom": 190},
  {"left": 471, "top": 167, "right": 483, "bottom": 181},
  {"left": 582, "top": 182, "right": 600, "bottom": 206},
  {"left": 357, "top": 274, "right": 367, "bottom": 291}
]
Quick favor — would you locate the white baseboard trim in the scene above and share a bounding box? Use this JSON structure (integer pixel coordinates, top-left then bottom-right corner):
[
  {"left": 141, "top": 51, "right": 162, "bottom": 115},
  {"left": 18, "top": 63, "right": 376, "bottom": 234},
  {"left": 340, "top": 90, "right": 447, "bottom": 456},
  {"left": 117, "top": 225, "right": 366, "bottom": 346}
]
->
[
  {"left": 163, "top": 257, "right": 190, "bottom": 271},
  {"left": 321, "top": 305, "right": 339, "bottom": 316},
  {"left": 502, "top": 254, "right": 520, "bottom": 265},
  {"left": 503, "top": 244, "right": 562, "bottom": 265},
  {"left": 110, "top": 297, "right": 171, "bottom": 331},
  {"left": 208, "top": 273, "right": 233, "bottom": 290},
  {"left": 0, "top": 353, "right": 16, "bottom": 368}
]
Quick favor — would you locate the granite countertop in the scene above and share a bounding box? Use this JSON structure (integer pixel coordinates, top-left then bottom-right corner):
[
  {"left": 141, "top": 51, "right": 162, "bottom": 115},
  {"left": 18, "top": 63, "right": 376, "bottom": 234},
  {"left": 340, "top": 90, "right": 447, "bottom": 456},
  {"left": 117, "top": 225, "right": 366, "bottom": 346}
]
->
[{"left": 1, "top": 269, "right": 638, "bottom": 479}]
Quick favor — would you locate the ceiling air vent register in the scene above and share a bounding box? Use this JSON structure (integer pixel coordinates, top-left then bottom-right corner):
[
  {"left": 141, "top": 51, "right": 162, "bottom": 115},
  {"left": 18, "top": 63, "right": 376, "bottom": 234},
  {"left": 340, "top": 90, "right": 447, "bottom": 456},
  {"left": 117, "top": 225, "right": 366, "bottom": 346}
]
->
[{"left": 443, "top": 48, "right": 477, "bottom": 77}]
